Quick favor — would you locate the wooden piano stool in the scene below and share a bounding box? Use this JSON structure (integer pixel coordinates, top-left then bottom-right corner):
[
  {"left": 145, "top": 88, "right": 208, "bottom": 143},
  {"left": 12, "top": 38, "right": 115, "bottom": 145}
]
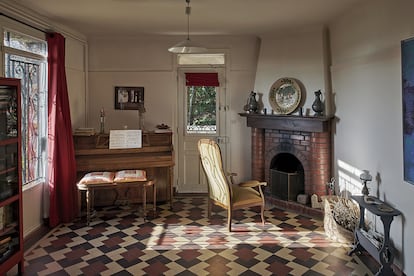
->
[{"left": 77, "top": 179, "right": 156, "bottom": 225}]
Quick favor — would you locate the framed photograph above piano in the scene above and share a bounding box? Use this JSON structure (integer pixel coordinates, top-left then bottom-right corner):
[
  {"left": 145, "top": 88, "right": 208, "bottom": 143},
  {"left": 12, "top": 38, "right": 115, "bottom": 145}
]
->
[{"left": 114, "top": 86, "right": 144, "bottom": 110}]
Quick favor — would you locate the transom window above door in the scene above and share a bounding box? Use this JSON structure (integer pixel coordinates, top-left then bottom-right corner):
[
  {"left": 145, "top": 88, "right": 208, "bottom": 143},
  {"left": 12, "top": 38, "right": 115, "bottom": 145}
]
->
[{"left": 178, "top": 53, "right": 225, "bottom": 65}]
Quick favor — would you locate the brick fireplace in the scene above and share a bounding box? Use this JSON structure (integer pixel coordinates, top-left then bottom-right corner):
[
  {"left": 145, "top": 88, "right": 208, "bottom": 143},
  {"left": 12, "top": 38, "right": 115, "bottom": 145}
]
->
[{"left": 240, "top": 113, "right": 333, "bottom": 217}]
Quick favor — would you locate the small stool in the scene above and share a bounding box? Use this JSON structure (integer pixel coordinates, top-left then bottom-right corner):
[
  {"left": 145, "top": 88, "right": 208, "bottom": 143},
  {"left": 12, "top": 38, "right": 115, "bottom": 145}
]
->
[{"left": 77, "top": 179, "right": 156, "bottom": 225}]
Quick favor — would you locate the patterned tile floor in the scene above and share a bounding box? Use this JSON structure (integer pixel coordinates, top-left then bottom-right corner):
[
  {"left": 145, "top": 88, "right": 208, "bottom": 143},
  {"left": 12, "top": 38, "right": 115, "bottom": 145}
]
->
[{"left": 21, "top": 197, "right": 377, "bottom": 276}]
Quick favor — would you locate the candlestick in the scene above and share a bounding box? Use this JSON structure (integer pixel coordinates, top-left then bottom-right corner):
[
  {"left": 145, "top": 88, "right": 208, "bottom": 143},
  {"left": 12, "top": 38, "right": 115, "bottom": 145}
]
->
[{"left": 100, "top": 108, "right": 105, "bottom": 134}]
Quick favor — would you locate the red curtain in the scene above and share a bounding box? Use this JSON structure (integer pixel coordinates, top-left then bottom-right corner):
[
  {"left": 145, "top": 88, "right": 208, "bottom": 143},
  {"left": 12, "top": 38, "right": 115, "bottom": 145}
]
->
[
  {"left": 185, "top": 73, "right": 219, "bottom": 87},
  {"left": 47, "top": 33, "right": 78, "bottom": 227}
]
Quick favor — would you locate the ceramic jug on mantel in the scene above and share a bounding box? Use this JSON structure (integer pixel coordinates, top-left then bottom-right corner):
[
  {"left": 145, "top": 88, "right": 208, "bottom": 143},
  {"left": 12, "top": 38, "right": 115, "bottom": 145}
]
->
[
  {"left": 244, "top": 91, "right": 258, "bottom": 113},
  {"left": 312, "top": 90, "right": 324, "bottom": 116}
]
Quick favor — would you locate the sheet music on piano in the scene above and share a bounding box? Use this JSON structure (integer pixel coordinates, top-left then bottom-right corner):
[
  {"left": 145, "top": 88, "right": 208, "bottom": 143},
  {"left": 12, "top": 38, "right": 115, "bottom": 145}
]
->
[{"left": 109, "top": 129, "right": 142, "bottom": 149}]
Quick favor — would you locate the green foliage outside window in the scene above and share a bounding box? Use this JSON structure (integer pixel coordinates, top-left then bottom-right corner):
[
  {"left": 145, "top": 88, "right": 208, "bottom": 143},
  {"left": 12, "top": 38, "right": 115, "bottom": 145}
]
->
[{"left": 187, "top": 86, "right": 216, "bottom": 132}]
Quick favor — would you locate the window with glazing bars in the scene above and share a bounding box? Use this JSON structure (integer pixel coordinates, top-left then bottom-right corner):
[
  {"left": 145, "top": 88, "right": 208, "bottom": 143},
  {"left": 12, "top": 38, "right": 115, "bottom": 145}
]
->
[{"left": 3, "top": 30, "right": 47, "bottom": 186}]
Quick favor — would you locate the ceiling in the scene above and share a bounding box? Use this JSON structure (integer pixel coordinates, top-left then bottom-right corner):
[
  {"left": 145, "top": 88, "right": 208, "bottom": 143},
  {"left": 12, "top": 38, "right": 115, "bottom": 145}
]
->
[{"left": 8, "top": 0, "right": 364, "bottom": 37}]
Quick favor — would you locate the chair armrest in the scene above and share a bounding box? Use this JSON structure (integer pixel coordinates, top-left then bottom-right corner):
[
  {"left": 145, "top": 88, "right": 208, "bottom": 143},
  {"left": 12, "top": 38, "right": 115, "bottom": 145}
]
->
[
  {"left": 239, "top": 180, "right": 267, "bottom": 188},
  {"left": 227, "top": 172, "right": 238, "bottom": 184}
]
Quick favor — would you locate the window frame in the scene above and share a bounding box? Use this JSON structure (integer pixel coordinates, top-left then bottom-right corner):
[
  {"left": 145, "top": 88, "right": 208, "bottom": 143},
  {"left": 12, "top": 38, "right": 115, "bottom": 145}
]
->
[{"left": 1, "top": 23, "right": 48, "bottom": 190}]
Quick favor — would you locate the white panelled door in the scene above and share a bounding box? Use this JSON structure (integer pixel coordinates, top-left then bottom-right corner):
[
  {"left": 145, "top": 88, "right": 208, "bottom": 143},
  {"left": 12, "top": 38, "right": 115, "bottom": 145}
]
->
[{"left": 177, "top": 68, "right": 227, "bottom": 193}]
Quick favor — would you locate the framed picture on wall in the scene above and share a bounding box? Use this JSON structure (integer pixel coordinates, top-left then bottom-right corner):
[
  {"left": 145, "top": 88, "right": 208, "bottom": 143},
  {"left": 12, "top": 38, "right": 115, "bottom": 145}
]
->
[
  {"left": 115, "top": 86, "right": 144, "bottom": 110},
  {"left": 401, "top": 37, "right": 414, "bottom": 184}
]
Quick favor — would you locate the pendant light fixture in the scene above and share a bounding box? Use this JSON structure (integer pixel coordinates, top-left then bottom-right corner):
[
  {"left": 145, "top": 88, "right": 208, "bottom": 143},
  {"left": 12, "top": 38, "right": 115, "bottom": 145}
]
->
[{"left": 168, "top": 0, "right": 207, "bottom": 54}]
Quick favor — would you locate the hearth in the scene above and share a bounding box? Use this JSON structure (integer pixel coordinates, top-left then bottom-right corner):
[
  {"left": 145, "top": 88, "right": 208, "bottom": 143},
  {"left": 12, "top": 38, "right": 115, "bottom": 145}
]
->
[{"left": 240, "top": 113, "right": 333, "bottom": 216}]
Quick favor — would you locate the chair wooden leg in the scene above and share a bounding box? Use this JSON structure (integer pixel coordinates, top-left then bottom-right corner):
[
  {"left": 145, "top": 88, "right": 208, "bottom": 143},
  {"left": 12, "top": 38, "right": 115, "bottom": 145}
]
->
[
  {"left": 152, "top": 184, "right": 156, "bottom": 216},
  {"left": 77, "top": 188, "right": 82, "bottom": 218},
  {"left": 207, "top": 198, "right": 212, "bottom": 218},
  {"left": 142, "top": 184, "right": 147, "bottom": 220},
  {"left": 227, "top": 208, "right": 232, "bottom": 232},
  {"left": 260, "top": 204, "right": 265, "bottom": 226}
]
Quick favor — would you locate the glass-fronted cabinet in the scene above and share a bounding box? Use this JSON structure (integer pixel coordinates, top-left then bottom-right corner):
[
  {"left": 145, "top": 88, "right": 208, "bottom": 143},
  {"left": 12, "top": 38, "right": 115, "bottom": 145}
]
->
[{"left": 0, "top": 77, "right": 23, "bottom": 275}]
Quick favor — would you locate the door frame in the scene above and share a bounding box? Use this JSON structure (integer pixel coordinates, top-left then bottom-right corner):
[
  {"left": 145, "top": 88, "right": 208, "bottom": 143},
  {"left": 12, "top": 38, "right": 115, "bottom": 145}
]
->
[{"left": 176, "top": 66, "right": 227, "bottom": 193}]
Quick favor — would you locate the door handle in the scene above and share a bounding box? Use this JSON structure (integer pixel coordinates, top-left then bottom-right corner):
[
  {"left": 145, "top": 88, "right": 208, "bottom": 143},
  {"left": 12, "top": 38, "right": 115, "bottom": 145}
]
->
[{"left": 216, "top": 136, "right": 227, "bottom": 144}]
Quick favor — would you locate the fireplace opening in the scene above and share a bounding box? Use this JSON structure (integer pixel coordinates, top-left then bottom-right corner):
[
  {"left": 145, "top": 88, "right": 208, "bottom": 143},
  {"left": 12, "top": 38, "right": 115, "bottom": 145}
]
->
[{"left": 269, "top": 153, "right": 304, "bottom": 201}]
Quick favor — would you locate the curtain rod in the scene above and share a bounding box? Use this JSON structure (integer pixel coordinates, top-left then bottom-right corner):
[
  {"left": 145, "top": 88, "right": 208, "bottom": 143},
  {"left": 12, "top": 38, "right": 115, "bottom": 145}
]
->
[{"left": 0, "top": 12, "right": 47, "bottom": 34}]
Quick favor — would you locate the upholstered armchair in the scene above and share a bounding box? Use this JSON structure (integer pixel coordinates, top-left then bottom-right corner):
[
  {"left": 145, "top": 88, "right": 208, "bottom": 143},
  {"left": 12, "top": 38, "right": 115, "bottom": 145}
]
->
[{"left": 197, "top": 138, "right": 267, "bottom": 231}]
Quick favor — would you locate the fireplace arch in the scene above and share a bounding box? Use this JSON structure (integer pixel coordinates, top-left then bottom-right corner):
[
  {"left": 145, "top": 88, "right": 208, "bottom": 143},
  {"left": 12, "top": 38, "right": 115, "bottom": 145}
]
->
[{"left": 262, "top": 130, "right": 330, "bottom": 198}]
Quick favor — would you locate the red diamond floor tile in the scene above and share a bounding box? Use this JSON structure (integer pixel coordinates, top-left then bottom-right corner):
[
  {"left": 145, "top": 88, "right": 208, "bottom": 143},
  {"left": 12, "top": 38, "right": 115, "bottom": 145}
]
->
[{"left": 21, "top": 196, "right": 380, "bottom": 276}]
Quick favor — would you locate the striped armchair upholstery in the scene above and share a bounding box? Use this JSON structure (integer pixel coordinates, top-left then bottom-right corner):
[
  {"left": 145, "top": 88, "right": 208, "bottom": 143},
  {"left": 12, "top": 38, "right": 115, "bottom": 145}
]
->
[{"left": 198, "top": 138, "right": 267, "bottom": 231}]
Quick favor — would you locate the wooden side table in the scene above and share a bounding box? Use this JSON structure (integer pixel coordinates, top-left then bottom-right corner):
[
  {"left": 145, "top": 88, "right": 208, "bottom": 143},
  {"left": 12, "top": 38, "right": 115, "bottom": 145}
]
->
[
  {"left": 348, "top": 195, "right": 401, "bottom": 276},
  {"left": 77, "top": 179, "right": 156, "bottom": 225}
]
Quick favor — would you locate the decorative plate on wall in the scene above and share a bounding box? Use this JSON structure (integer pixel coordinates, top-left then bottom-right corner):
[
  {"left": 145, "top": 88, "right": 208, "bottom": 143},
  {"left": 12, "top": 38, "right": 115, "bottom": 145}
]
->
[{"left": 269, "top": 78, "right": 302, "bottom": 114}]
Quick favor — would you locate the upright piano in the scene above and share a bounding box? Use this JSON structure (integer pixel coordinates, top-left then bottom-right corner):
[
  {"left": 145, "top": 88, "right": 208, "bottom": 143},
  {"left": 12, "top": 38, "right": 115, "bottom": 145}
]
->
[{"left": 74, "top": 131, "right": 174, "bottom": 207}]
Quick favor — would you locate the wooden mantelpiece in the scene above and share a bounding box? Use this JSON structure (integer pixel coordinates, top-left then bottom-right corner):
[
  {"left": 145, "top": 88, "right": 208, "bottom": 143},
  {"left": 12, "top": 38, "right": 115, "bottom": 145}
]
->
[{"left": 239, "top": 113, "right": 332, "bottom": 133}]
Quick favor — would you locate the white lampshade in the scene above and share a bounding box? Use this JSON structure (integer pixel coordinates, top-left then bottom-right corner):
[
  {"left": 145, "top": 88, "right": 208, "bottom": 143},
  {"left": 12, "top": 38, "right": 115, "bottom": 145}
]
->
[
  {"left": 168, "top": 38, "right": 207, "bottom": 54},
  {"left": 168, "top": 0, "right": 207, "bottom": 54},
  {"left": 360, "top": 170, "right": 372, "bottom": 181}
]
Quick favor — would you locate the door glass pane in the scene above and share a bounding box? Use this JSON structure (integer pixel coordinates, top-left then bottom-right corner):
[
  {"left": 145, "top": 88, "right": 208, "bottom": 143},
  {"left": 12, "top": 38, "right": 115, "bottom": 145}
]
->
[{"left": 186, "top": 86, "right": 217, "bottom": 134}]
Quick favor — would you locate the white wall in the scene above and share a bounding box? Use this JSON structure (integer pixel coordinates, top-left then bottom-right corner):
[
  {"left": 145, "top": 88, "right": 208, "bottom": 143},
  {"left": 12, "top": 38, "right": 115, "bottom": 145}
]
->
[
  {"left": 22, "top": 184, "right": 43, "bottom": 235},
  {"left": 87, "top": 35, "right": 260, "bottom": 182},
  {"left": 88, "top": 36, "right": 176, "bottom": 132},
  {"left": 330, "top": 0, "right": 414, "bottom": 274},
  {"left": 66, "top": 37, "right": 88, "bottom": 130},
  {"left": 255, "top": 26, "right": 331, "bottom": 116}
]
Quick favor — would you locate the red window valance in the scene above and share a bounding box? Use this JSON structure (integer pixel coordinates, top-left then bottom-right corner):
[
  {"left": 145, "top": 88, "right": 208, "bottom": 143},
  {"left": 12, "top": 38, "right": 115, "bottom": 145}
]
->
[{"left": 185, "top": 73, "right": 219, "bottom": 87}]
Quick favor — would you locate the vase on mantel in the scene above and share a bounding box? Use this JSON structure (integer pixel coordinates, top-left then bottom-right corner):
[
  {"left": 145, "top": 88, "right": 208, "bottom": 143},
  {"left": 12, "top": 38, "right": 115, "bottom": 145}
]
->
[{"left": 312, "top": 90, "right": 324, "bottom": 116}]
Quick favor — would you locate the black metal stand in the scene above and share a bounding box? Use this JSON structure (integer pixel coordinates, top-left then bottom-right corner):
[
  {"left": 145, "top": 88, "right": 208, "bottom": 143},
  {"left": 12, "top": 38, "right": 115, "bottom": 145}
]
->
[{"left": 348, "top": 195, "right": 401, "bottom": 276}]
